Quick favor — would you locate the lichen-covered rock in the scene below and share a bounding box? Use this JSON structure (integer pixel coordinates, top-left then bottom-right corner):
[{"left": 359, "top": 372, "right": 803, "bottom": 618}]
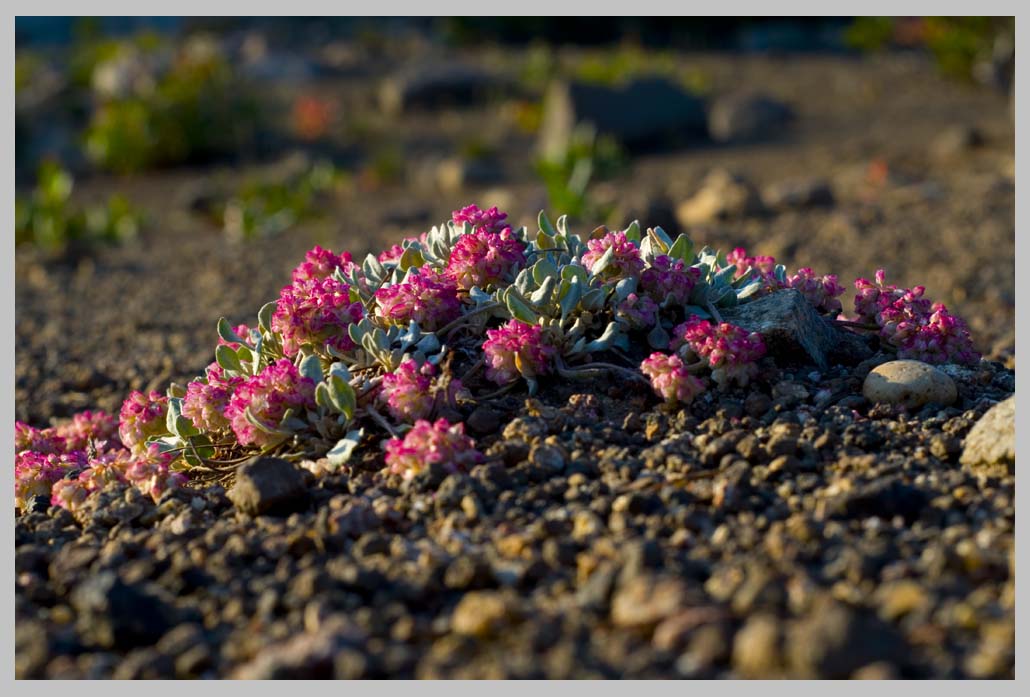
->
[
  {"left": 960, "top": 395, "right": 1015, "bottom": 471},
  {"left": 722, "top": 289, "right": 873, "bottom": 370},
  {"left": 862, "top": 360, "right": 958, "bottom": 408}
]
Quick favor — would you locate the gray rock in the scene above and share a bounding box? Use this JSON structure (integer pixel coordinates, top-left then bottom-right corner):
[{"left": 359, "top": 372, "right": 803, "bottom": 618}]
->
[
  {"left": 538, "top": 77, "right": 707, "bottom": 159},
  {"left": 960, "top": 395, "right": 1015, "bottom": 471},
  {"left": 231, "top": 616, "right": 365, "bottom": 678},
  {"left": 762, "top": 178, "right": 835, "bottom": 210},
  {"left": 70, "top": 572, "right": 176, "bottom": 649},
  {"left": 228, "top": 456, "right": 308, "bottom": 516},
  {"left": 708, "top": 91, "right": 793, "bottom": 143},
  {"left": 379, "top": 63, "right": 507, "bottom": 115},
  {"left": 611, "top": 574, "right": 688, "bottom": 629},
  {"left": 676, "top": 169, "right": 764, "bottom": 225},
  {"left": 862, "top": 360, "right": 958, "bottom": 409},
  {"left": 722, "top": 289, "right": 874, "bottom": 370}
]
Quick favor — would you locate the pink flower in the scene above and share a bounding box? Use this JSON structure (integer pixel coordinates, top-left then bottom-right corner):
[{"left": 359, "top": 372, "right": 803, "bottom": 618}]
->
[
  {"left": 54, "top": 410, "right": 120, "bottom": 452},
  {"left": 182, "top": 363, "right": 244, "bottom": 433},
  {"left": 79, "top": 449, "right": 133, "bottom": 492},
  {"left": 445, "top": 228, "right": 526, "bottom": 291},
  {"left": 452, "top": 204, "right": 509, "bottom": 235},
  {"left": 786, "top": 267, "right": 845, "bottom": 315},
  {"left": 581, "top": 230, "right": 644, "bottom": 280},
  {"left": 482, "top": 319, "right": 555, "bottom": 385},
  {"left": 373, "top": 267, "right": 461, "bottom": 331},
  {"left": 379, "top": 359, "right": 463, "bottom": 423},
  {"left": 377, "top": 243, "right": 405, "bottom": 265},
  {"left": 15, "top": 450, "right": 87, "bottom": 512},
  {"left": 124, "top": 445, "right": 188, "bottom": 503},
  {"left": 271, "top": 276, "right": 365, "bottom": 356},
  {"left": 725, "top": 247, "right": 781, "bottom": 293},
  {"left": 673, "top": 316, "right": 766, "bottom": 387},
  {"left": 640, "top": 352, "right": 707, "bottom": 404},
  {"left": 615, "top": 292, "right": 659, "bottom": 329},
  {"left": 118, "top": 390, "right": 169, "bottom": 456},
  {"left": 14, "top": 423, "right": 66, "bottom": 455},
  {"left": 224, "top": 359, "right": 317, "bottom": 448},
  {"left": 291, "top": 245, "right": 358, "bottom": 283},
  {"left": 50, "top": 478, "right": 91, "bottom": 513},
  {"left": 640, "top": 255, "right": 700, "bottom": 305},
  {"left": 384, "top": 418, "right": 483, "bottom": 481}
]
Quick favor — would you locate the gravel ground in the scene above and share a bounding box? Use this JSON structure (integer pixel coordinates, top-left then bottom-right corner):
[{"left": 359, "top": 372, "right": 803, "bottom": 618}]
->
[{"left": 14, "top": 47, "right": 1015, "bottom": 678}]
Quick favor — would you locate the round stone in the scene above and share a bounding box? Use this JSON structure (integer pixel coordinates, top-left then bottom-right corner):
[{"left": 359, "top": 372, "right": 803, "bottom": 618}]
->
[
  {"left": 862, "top": 360, "right": 957, "bottom": 408},
  {"left": 960, "top": 395, "right": 1015, "bottom": 470}
]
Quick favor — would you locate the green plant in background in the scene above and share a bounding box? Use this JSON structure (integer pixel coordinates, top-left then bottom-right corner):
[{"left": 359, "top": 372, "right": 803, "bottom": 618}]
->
[
  {"left": 845, "top": 16, "right": 1013, "bottom": 82},
  {"left": 221, "top": 160, "right": 347, "bottom": 240},
  {"left": 16, "top": 162, "right": 142, "bottom": 253},
  {"left": 534, "top": 125, "right": 628, "bottom": 222},
  {"left": 83, "top": 35, "right": 262, "bottom": 173}
]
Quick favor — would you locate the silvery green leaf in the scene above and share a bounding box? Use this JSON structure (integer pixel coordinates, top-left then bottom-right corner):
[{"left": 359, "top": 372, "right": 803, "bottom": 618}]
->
[
  {"left": 559, "top": 277, "right": 583, "bottom": 322},
  {"left": 327, "top": 429, "right": 364, "bottom": 466},
  {"left": 166, "top": 397, "right": 183, "bottom": 436},
  {"left": 515, "top": 268, "right": 535, "bottom": 295},
  {"left": 538, "top": 210, "right": 557, "bottom": 237},
  {"left": 532, "top": 257, "right": 559, "bottom": 285},
  {"left": 569, "top": 336, "right": 586, "bottom": 355},
  {"left": 529, "top": 276, "right": 557, "bottom": 306},
  {"left": 590, "top": 245, "right": 615, "bottom": 276},
  {"left": 536, "top": 230, "right": 555, "bottom": 250},
  {"left": 716, "top": 290, "right": 739, "bottom": 308},
  {"left": 714, "top": 264, "right": 738, "bottom": 286},
  {"left": 614, "top": 276, "right": 638, "bottom": 302},
  {"left": 398, "top": 321, "right": 421, "bottom": 349},
  {"left": 215, "top": 345, "right": 243, "bottom": 374},
  {"left": 682, "top": 304, "right": 712, "bottom": 319},
  {"left": 348, "top": 321, "right": 368, "bottom": 346},
  {"left": 505, "top": 288, "right": 539, "bottom": 324},
  {"left": 217, "top": 317, "right": 245, "bottom": 345},
  {"left": 668, "top": 234, "right": 694, "bottom": 262},
  {"left": 688, "top": 281, "right": 710, "bottom": 306},
  {"left": 560, "top": 263, "right": 588, "bottom": 285},
  {"left": 147, "top": 435, "right": 184, "bottom": 455},
  {"left": 328, "top": 362, "right": 352, "bottom": 381},
  {"left": 580, "top": 288, "right": 606, "bottom": 312},
  {"left": 416, "top": 332, "right": 440, "bottom": 354},
  {"left": 327, "top": 375, "right": 356, "bottom": 419},
  {"left": 236, "top": 344, "right": 255, "bottom": 369},
  {"left": 736, "top": 280, "right": 764, "bottom": 300},
  {"left": 399, "top": 246, "right": 424, "bottom": 271},
  {"left": 244, "top": 407, "right": 287, "bottom": 436},
  {"left": 373, "top": 327, "right": 390, "bottom": 351},
  {"left": 182, "top": 434, "right": 214, "bottom": 466},
  {"left": 469, "top": 286, "right": 493, "bottom": 305},
  {"left": 640, "top": 236, "right": 655, "bottom": 264},
  {"left": 647, "top": 323, "right": 671, "bottom": 349},
  {"left": 774, "top": 264, "right": 788, "bottom": 283},
  {"left": 624, "top": 220, "right": 641, "bottom": 244},
  {"left": 257, "top": 301, "right": 276, "bottom": 334},
  {"left": 526, "top": 377, "right": 539, "bottom": 397},
  {"left": 298, "top": 354, "right": 324, "bottom": 383},
  {"left": 363, "top": 254, "right": 387, "bottom": 283},
  {"left": 315, "top": 382, "right": 332, "bottom": 411},
  {"left": 582, "top": 321, "right": 621, "bottom": 353},
  {"left": 167, "top": 382, "right": 187, "bottom": 399},
  {"left": 652, "top": 225, "right": 673, "bottom": 247},
  {"left": 556, "top": 214, "right": 570, "bottom": 238},
  {"left": 612, "top": 333, "right": 631, "bottom": 351}
]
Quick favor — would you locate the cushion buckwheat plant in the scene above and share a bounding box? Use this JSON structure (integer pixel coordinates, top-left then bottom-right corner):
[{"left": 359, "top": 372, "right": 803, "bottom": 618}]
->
[{"left": 14, "top": 202, "right": 986, "bottom": 504}]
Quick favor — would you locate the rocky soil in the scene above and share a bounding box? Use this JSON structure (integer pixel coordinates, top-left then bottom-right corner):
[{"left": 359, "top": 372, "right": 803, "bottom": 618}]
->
[{"left": 15, "top": 41, "right": 1015, "bottom": 679}]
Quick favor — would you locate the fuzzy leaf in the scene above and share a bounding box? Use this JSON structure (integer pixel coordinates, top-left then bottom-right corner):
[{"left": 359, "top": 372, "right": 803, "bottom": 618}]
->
[
  {"left": 647, "top": 323, "right": 671, "bottom": 349},
  {"left": 505, "top": 288, "right": 539, "bottom": 324},
  {"left": 215, "top": 345, "right": 243, "bottom": 374},
  {"left": 538, "top": 210, "right": 557, "bottom": 237},
  {"left": 257, "top": 301, "right": 276, "bottom": 334},
  {"left": 668, "top": 234, "right": 694, "bottom": 263},
  {"left": 298, "top": 354, "right": 324, "bottom": 383},
  {"left": 327, "top": 429, "right": 364, "bottom": 466},
  {"left": 623, "top": 220, "right": 641, "bottom": 244},
  {"left": 217, "top": 317, "right": 245, "bottom": 345},
  {"left": 327, "top": 375, "right": 356, "bottom": 420}
]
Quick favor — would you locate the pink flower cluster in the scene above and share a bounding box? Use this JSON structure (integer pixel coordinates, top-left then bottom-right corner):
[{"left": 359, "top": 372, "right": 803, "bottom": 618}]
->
[
  {"left": 124, "top": 445, "right": 188, "bottom": 503},
  {"left": 272, "top": 276, "right": 365, "bottom": 356},
  {"left": 640, "top": 353, "right": 707, "bottom": 404},
  {"left": 482, "top": 319, "right": 555, "bottom": 385},
  {"left": 445, "top": 228, "right": 526, "bottom": 291},
  {"left": 725, "top": 247, "right": 781, "bottom": 293},
  {"left": 640, "top": 255, "right": 701, "bottom": 305},
  {"left": 291, "top": 245, "right": 358, "bottom": 283},
  {"left": 53, "top": 410, "right": 119, "bottom": 451},
  {"left": 15, "top": 450, "right": 87, "bottom": 512},
  {"left": 786, "top": 268, "right": 845, "bottom": 315},
  {"left": 118, "top": 390, "right": 169, "bottom": 456},
  {"left": 452, "top": 204, "right": 509, "bottom": 235},
  {"left": 374, "top": 267, "right": 461, "bottom": 331},
  {"left": 224, "top": 359, "right": 317, "bottom": 447},
  {"left": 582, "top": 230, "right": 645, "bottom": 280},
  {"left": 379, "top": 359, "right": 463, "bottom": 423},
  {"left": 15, "top": 422, "right": 67, "bottom": 455},
  {"left": 615, "top": 293, "right": 659, "bottom": 329},
  {"left": 182, "top": 363, "right": 244, "bottom": 433},
  {"left": 673, "top": 316, "right": 767, "bottom": 387},
  {"left": 384, "top": 418, "right": 483, "bottom": 480},
  {"left": 854, "top": 270, "right": 979, "bottom": 365},
  {"left": 377, "top": 233, "right": 429, "bottom": 265}
]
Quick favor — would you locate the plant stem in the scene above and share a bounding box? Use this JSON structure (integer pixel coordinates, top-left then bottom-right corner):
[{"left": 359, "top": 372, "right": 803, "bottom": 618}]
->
[
  {"left": 363, "top": 405, "right": 400, "bottom": 438},
  {"left": 436, "top": 302, "right": 503, "bottom": 338}
]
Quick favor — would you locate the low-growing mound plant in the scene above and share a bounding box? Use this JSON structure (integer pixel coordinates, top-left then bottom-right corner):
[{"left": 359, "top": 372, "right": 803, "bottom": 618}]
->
[{"left": 14, "top": 204, "right": 980, "bottom": 515}]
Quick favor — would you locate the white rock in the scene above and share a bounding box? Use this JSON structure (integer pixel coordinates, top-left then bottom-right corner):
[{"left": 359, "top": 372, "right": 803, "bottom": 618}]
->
[
  {"left": 960, "top": 395, "right": 1015, "bottom": 470},
  {"left": 862, "top": 360, "right": 957, "bottom": 408}
]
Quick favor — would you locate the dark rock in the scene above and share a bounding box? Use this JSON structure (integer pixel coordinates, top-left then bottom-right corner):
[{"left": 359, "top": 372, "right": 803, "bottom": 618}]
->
[
  {"left": 70, "top": 572, "right": 176, "bottom": 649},
  {"left": 228, "top": 457, "right": 308, "bottom": 516},
  {"left": 722, "top": 289, "right": 874, "bottom": 370},
  {"left": 787, "top": 596, "right": 907, "bottom": 678},
  {"left": 824, "top": 476, "right": 930, "bottom": 523},
  {"left": 708, "top": 91, "right": 793, "bottom": 143},
  {"left": 379, "top": 63, "right": 509, "bottom": 115},
  {"left": 538, "top": 77, "right": 707, "bottom": 158},
  {"left": 231, "top": 616, "right": 366, "bottom": 678}
]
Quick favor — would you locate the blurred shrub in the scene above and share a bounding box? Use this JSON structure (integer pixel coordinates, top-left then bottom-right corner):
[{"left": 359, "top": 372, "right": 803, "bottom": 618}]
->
[
  {"left": 16, "top": 162, "right": 142, "bottom": 252},
  {"left": 534, "top": 125, "right": 627, "bottom": 221},
  {"left": 845, "top": 17, "right": 1013, "bottom": 82},
  {"left": 83, "top": 35, "right": 262, "bottom": 173},
  {"left": 220, "top": 160, "right": 346, "bottom": 240}
]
